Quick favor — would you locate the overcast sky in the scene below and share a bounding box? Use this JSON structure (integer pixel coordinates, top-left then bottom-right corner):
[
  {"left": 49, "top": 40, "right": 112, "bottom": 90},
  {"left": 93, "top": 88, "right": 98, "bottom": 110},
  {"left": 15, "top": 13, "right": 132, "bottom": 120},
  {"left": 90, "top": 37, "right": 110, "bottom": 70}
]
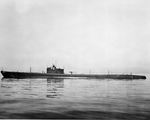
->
[{"left": 0, "top": 0, "right": 150, "bottom": 74}]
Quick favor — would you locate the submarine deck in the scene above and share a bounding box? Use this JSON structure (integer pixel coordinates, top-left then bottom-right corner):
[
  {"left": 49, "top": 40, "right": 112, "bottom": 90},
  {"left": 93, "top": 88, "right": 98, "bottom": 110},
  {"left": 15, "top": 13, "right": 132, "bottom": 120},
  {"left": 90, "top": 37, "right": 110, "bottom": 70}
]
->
[{"left": 1, "top": 71, "right": 146, "bottom": 79}]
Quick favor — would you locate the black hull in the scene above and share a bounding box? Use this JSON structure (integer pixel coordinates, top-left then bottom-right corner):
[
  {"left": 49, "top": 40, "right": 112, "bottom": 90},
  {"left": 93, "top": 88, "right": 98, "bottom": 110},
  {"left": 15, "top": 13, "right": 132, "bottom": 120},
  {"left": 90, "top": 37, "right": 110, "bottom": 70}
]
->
[{"left": 1, "top": 71, "right": 146, "bottom": 79}]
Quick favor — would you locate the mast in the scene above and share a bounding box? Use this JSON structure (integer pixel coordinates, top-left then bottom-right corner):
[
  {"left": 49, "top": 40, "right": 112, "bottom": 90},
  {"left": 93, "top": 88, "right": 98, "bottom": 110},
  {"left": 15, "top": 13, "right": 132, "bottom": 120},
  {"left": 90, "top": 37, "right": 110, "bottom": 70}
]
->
[{"left": 30, "top": 67, "right": 32, "bottom": 73}]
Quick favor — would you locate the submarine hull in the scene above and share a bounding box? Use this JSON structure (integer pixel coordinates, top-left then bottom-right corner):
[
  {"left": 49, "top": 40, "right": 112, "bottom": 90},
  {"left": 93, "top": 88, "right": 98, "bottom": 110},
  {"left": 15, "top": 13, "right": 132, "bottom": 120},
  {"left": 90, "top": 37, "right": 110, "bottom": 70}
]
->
[{"left": 1, "top": 71, "right": 146, "bottom": 79}]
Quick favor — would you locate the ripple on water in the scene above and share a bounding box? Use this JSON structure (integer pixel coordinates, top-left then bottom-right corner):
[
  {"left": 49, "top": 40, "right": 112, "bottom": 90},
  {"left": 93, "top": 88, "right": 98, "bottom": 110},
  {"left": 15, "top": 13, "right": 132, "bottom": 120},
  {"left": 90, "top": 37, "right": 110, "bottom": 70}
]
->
[{"left": 0, "top": 77, "right": 150, "bottom": 119}]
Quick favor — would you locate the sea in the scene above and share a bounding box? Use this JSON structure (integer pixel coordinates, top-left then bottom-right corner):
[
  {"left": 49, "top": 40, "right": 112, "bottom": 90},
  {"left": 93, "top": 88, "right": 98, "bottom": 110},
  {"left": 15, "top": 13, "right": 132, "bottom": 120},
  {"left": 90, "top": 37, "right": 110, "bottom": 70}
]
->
[{"left": 0, "top": 75, "right": 150, "bottom": 119}]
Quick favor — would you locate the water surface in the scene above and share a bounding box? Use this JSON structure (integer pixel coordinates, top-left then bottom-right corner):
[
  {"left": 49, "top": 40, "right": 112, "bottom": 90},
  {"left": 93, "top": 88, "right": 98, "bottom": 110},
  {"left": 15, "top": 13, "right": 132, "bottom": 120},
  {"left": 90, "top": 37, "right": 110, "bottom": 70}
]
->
[{"left": 0, "top": 76, "right": 150, "bottom": 119}]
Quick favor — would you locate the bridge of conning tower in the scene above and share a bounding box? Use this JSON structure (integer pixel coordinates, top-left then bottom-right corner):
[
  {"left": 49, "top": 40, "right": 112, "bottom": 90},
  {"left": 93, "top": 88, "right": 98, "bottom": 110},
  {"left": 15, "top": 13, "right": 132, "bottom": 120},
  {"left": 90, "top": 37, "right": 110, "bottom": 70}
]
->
[{"left": 46, "top": 65, "right": 64, "bottom": 74}]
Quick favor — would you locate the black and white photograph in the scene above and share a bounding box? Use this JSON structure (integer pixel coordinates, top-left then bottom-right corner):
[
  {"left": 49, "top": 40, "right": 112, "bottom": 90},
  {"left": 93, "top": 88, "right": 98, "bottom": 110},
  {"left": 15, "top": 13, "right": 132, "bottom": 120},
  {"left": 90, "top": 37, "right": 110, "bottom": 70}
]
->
[{"left": 0, "top": 0, "right": 150, "bottom": 119}]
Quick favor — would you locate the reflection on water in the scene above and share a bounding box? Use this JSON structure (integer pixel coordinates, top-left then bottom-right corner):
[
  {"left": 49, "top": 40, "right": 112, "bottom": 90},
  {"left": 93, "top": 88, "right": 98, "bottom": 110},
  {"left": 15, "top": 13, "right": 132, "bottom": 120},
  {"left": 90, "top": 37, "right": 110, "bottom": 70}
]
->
[
  {"left": 46, "top": 78, "right": 64, "bottom": 98},
  {"left": 0, "top": 76, "right": 150, "bottom": 119},
  {"left": 0, "top": 78, "right": 64, "bottom": 99}
]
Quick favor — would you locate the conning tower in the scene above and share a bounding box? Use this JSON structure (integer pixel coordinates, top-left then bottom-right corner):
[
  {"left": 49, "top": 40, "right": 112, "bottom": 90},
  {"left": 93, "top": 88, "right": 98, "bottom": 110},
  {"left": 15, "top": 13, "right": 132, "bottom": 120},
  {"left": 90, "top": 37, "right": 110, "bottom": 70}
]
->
[{"left": 47, "top": 65, "right": 64, "bottom": 74}]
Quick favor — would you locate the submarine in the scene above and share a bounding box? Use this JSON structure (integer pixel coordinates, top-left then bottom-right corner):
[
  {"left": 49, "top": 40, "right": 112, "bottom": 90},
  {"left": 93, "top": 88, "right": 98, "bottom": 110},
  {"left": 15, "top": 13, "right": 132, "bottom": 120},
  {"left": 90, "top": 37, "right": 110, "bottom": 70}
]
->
[{"left": 1, "top": 65, "right": 146, "bottom": 79}]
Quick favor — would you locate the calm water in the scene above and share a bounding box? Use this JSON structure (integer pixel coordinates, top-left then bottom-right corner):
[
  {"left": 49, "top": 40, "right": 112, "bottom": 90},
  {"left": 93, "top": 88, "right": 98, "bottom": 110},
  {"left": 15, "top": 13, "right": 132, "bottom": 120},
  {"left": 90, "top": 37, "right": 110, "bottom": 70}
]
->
[{"left": 0, "top": 75, "right": 150, "bottom": 119}]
